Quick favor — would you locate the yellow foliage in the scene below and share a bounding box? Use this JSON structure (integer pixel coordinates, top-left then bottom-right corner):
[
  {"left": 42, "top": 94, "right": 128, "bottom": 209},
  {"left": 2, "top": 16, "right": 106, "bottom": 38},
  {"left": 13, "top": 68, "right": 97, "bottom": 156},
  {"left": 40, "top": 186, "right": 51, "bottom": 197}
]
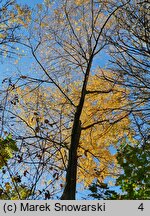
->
[
  {"left": 75, "top": 0, "right": 90, "bottom": 6},
  {"left": 0, "top": 33, "right": 6, "bottom": 39},
  {"left": 15, "top": 4, "right": 24, "bottom": 16},
  {"left": 5, "top": 183, "right": 12, "bottom": 192},
  {"left": 7, "top": 4, "right": 31, "bottom": 28},
  {"left": 10, "top": 71, "right": 132, "bottom": 187}
]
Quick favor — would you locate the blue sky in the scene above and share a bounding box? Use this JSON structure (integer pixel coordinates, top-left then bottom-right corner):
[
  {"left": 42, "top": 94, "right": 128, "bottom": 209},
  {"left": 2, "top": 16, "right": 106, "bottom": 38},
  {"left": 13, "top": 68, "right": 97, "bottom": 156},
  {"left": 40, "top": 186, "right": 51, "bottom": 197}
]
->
[{"left": 17, "top": 0, "right": 43, "bottom": 7}]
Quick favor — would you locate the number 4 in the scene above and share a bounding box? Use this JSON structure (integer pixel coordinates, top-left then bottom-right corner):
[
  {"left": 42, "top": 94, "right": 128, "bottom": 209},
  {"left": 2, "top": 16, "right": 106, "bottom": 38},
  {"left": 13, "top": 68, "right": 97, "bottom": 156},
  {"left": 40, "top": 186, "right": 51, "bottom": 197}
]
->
[{"left": 138, "top": 203, "right": 144, "bottom": 211}]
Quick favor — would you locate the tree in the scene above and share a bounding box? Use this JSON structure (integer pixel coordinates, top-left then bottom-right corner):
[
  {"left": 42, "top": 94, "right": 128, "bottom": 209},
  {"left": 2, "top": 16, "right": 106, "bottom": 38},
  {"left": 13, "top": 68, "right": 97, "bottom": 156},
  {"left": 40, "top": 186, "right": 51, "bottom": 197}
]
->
[
  {"left": 0, "top": 0, "right": 32, "bottom": 200},
  {"left": 1, "top": 0, "right": 133, "bottom": 199},
  {"left": 106, "top": 0, "right": 150, "bottom": 143},
  {"left": 17, "top": 0, "right": 131, "bottom": 200},
  {"left": 84, "top": 1, "right": 150, "bottom": 200},
  {"left": 1, "top": 0, "right": 147, "bottom": 200},
  {"left": 115, "top": 141, "right": 150, "bottom": 199},
  {"left": 87, "top": 139, "right": 150, "bottom": 200}
]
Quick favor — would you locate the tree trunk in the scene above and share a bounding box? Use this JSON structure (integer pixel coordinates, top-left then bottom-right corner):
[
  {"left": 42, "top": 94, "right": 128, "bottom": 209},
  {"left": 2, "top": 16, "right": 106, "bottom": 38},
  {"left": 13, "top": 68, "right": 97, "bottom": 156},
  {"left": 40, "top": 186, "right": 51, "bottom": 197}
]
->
[
  {"left": 61, "top": 58, "right": 93, "bottom": 200},
  {"left": 61, "top": 118, "right": 81, "bottom": 200}
]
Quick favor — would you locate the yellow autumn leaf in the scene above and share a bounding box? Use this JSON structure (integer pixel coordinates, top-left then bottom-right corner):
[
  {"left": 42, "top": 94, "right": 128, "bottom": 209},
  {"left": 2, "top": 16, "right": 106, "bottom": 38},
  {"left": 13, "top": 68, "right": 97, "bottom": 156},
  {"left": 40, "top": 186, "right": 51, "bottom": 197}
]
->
[
  {"left": 5, "top": 183, "right": 12, "bottom": 192},
  {"left": 0, "top": 33, "right": 6, "bottom": 39},
  {"left": 75, "top": 0, "right": 90, "bottom": 6}
]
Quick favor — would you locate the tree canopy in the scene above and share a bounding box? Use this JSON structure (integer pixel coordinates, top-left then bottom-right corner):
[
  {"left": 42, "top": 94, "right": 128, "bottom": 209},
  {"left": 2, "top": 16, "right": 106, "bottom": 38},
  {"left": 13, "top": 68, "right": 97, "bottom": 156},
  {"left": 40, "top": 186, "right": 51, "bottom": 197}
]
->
[{"left": 0, "top": 0, "right": 149, "bottom": 200}]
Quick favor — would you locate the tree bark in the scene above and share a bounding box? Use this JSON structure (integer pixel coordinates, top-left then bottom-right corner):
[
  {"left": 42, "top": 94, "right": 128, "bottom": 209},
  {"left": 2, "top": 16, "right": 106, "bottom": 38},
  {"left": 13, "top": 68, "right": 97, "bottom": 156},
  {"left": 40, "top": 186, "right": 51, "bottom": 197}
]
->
[
  {"left": 61, "top": 58, "right": 93, "bottom": 200},
  {"left": 60, "top": 119, "right": 81, "bottom": 200}
]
